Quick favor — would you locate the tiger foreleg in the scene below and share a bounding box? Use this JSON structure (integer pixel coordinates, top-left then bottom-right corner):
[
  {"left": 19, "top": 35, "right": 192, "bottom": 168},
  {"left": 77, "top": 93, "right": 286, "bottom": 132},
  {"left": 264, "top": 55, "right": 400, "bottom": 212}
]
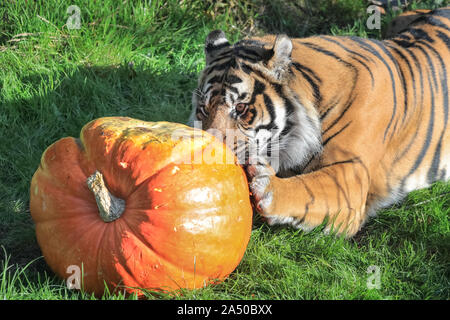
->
[{"left": 247, "top": 158, "right": 371, "bottom": 237}]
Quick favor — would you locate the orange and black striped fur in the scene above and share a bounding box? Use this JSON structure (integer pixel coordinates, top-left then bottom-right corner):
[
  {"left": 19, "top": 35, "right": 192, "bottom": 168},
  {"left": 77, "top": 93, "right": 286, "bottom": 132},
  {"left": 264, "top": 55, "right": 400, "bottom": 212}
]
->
[
  {"left": 189, "top": 7, "right": 450, "bottom": 237},
  {"left": 384, "top": 9, "right": 432, "bottom": 38}
]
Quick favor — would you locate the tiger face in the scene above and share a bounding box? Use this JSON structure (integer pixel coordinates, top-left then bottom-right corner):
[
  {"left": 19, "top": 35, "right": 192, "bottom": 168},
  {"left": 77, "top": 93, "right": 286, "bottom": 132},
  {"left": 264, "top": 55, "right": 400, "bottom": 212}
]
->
[{"left": 189, "top": 30, "right": 322, "bottom": 173}]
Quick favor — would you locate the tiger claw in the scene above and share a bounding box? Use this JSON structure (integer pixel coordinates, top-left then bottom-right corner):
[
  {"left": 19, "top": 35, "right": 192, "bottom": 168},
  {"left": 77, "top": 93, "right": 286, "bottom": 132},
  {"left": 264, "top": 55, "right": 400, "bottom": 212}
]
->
[{"left": 246, "top": 157, "right": 276, "bottom": 214}]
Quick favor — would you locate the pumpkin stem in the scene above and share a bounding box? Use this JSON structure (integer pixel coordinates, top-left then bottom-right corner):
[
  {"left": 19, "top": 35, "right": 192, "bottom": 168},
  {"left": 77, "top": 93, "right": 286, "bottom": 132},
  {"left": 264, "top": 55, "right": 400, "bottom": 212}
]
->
[{"left": 87, "top": 171, "right": 125, "bottom": 222}]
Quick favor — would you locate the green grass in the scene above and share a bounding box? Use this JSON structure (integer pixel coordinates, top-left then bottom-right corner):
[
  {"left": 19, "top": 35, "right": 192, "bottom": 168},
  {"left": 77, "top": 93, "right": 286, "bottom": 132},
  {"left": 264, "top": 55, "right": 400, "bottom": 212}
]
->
[{"left": 0, "top": 0, "right": 449, "bottom": 300}]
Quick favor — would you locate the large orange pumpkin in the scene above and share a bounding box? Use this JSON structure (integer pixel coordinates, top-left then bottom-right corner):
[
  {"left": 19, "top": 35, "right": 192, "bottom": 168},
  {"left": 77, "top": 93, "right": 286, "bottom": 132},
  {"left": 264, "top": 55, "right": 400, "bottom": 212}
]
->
[{"left": 30, "top": 117, "right": 252, "bottom": 296}]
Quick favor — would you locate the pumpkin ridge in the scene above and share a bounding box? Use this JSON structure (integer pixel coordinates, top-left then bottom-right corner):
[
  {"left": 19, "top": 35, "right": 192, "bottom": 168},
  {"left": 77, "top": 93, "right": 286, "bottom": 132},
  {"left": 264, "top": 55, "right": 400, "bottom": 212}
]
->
[
  {"left": 99, "top": 130, "right": 213, "bottom": 199},
  {"left": 97, "top": 218, "right": 142, "bottom": 294},
  {"left": 124, "top": 131, "right": 238, "bottom": 202},
  {"left": 125, "top": 142, "right": 219, "bottom": 200},
  {"left": 94, "top": 213, "right": 111, "bottom": 293},
  {"left": 125, "top": 160, "right": 176, "bottom": 199},
  {"left": 119, "top": 212, "right": 211, "bottom": 281},
  {"left": 34, "top": 138, "right": 90, "bottom": 194},
  {"left": 36, "top": 215, "right": 107, "bottom": 282},
  {"left": 31, "top": 174, "right": 107, "bottom": 223}
]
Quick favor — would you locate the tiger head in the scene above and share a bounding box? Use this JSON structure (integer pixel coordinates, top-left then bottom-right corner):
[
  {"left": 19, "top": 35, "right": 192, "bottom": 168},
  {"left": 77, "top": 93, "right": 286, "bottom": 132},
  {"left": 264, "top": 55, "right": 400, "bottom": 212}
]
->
[{"left": 189, "top": 30, "right": 322, "bottom": 173}]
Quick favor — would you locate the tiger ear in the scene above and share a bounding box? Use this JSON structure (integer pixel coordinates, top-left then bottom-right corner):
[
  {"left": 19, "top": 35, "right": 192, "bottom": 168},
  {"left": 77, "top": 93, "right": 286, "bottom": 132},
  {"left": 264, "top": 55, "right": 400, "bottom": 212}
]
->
[
  {"left": 270, "top": 34, "right": 292, "bottom": 79},
  {"left": 205, "top": 30, "right": 230, "bottom": 65}
]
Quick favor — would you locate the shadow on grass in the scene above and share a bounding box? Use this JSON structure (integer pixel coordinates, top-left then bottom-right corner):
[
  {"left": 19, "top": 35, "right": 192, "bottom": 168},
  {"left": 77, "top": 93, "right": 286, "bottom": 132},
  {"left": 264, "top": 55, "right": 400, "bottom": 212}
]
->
[
  {"left": 0, "top": 63, "right": 197, "bottom": 276},
  {"left": 251, "top": 0, "right": 369, "bottom": 37}
]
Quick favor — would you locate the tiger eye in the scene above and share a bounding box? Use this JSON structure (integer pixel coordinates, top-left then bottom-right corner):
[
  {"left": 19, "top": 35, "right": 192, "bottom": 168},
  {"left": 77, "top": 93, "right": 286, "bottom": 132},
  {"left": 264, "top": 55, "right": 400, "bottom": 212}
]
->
[{"left": 236, "top": 103, "right": 248, "bottom": 115}]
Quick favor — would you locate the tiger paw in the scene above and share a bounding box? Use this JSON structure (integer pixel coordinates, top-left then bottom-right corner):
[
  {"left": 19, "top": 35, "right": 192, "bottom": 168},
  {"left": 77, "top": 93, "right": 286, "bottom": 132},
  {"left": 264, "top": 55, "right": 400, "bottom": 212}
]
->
[{"left": 246, "top": 157, "right": 277, "bottom": 215}]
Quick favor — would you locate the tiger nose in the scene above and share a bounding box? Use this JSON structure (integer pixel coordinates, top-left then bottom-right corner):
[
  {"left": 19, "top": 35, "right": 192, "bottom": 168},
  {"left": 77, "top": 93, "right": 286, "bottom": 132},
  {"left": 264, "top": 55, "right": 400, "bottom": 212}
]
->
[
  {"left": 205, "top": 124, "right": 227, "bottom": 144},
  {"left": 204, "top": 121, "right": 231, "bottom": 145},
  {"left": 203, "top": 105, "right": 229, "bottom": 131}
]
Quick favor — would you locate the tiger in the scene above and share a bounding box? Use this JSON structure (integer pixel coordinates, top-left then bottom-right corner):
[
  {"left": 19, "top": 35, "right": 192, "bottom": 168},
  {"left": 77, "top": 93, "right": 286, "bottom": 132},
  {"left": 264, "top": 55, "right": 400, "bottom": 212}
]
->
[
  {"left": 188, "top": 7, "right": 450, "bottom": 237},
  {"left": 384, "top": 9, "right": 432, "bottom": 38}
]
